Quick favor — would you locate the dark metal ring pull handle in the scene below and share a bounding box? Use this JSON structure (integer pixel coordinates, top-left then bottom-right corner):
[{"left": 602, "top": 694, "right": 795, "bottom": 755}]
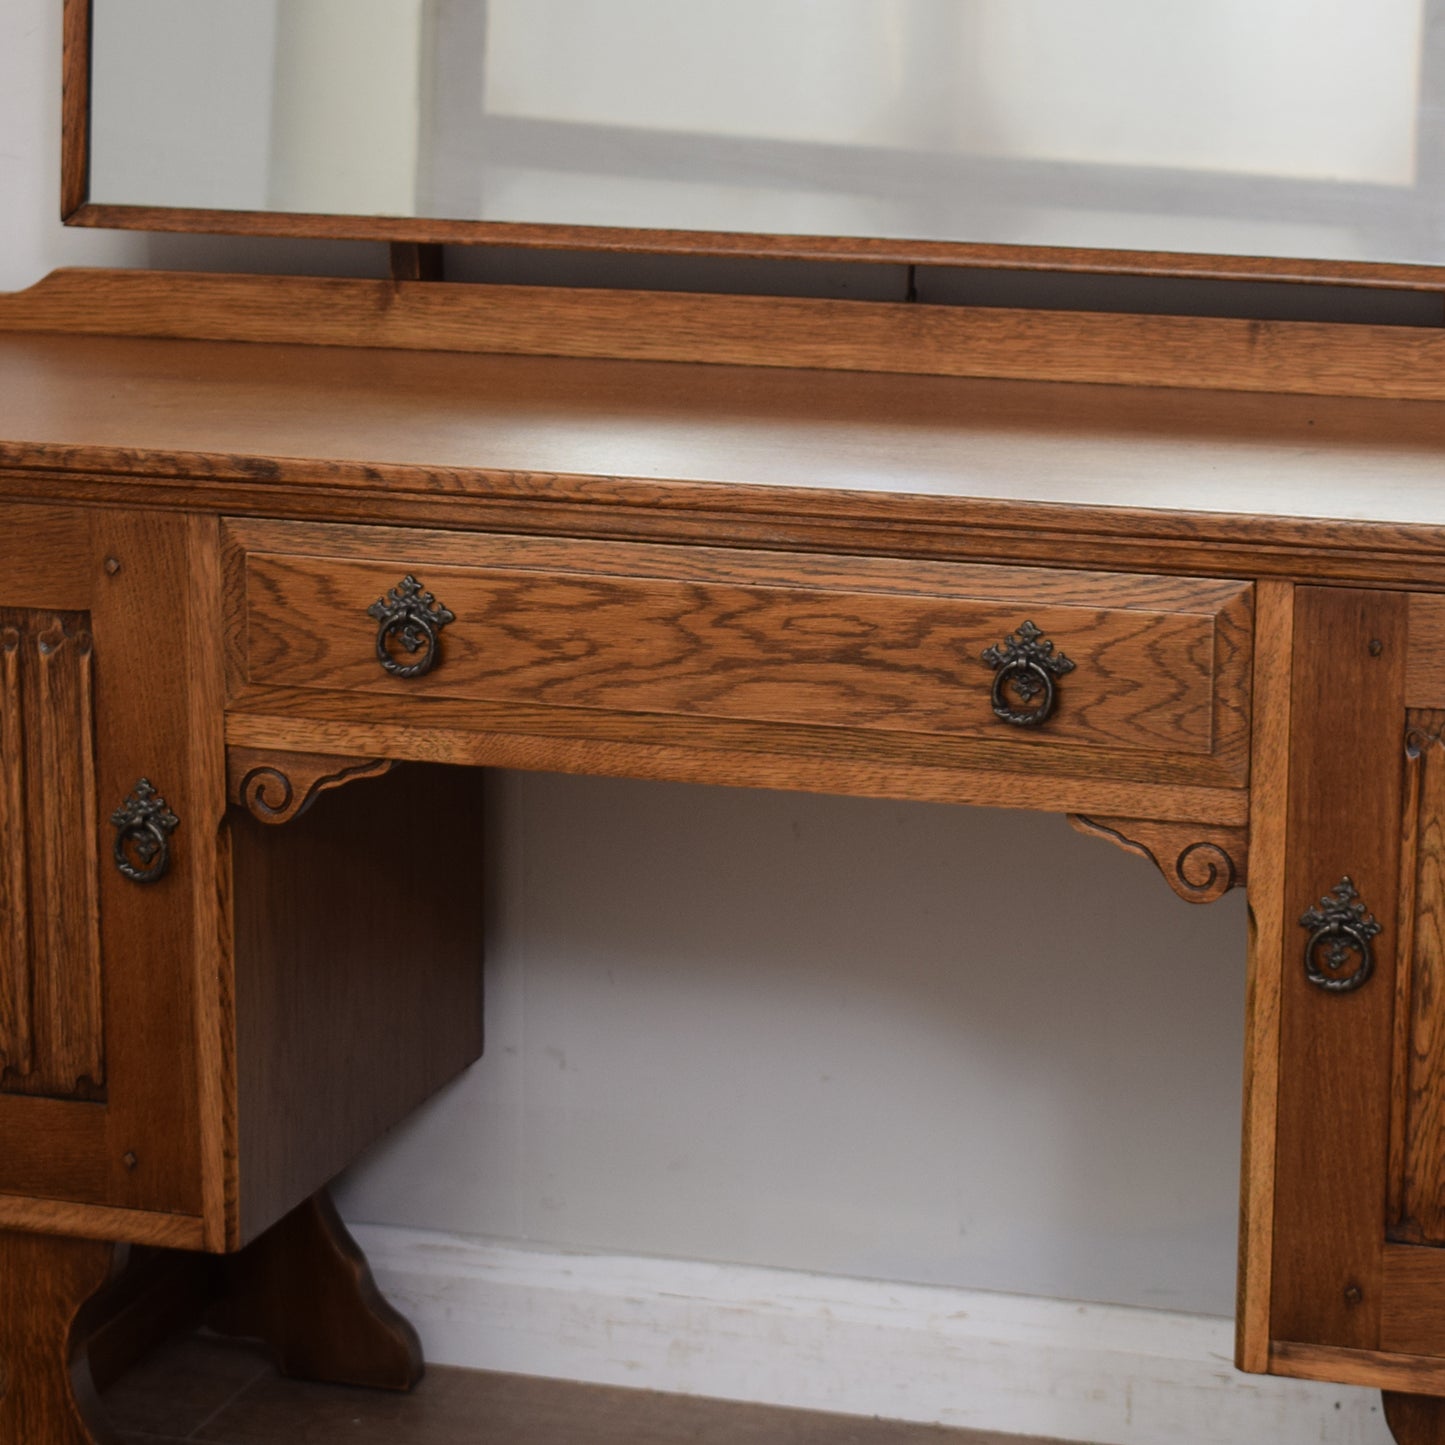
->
[
  {"left": 1300, "top": 877, "right": 1381, "bottom": 993},
  {"left": 981, "top": 621, "right": 1076, "bottom": 728},
  {"left": 367, "top": 574, "right": 455, "bottom": 679},
  {"left": 111, "top": 779, "right": 179, "bottom": 885}
]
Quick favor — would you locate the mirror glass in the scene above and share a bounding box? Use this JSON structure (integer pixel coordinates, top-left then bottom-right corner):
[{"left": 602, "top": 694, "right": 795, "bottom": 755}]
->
[{"left": 89, "top": 0, "right": 1445, "bottom": 267}]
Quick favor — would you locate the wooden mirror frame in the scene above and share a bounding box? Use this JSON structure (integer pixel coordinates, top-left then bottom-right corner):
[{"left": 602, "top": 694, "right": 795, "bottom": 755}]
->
[{"left": 60, "top": 0, "right": 1445, "bottom": 293}]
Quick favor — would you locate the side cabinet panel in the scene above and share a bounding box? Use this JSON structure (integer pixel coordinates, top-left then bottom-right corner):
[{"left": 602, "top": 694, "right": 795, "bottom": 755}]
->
[
  {"left": 1255, "top": 587, "right": 1445, "bottom": 1387},
  {"left": 1270, "top": 587, "right": 1408, "bottom": 1350},
  {"left": 0, "top": 502, "right": 224, "bottom": 1237}
]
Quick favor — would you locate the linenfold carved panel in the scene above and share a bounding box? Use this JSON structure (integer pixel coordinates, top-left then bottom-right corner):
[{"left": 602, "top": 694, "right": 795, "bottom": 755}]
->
[
  {"left": 1389, "top": 711, "right": 1445, "bottom": 1245},
  {"left": 0, "top": 610, "right": 105, "bottom": 1100}
]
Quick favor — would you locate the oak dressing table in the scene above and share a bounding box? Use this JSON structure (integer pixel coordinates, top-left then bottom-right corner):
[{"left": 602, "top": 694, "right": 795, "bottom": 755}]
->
[
  {"left": 0, "top": 266, "right": 1444, "bottom": 1441},
  {"left": 11, "top": 1, "right": 1445, "bottom": 1433}
]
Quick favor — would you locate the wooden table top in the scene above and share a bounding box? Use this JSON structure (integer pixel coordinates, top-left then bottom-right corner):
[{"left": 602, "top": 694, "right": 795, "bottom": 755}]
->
[{"left": 1, "top": 331, "right": 1443, "bottom": 527}]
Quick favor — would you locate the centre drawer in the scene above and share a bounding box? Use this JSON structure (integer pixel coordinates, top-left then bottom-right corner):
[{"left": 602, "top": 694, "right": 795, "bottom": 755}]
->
[{"left": 224, "top": 521, "right": 1252, "bottom": 787}]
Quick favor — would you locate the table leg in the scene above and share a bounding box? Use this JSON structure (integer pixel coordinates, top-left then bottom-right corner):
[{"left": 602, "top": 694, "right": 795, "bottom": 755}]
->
[
  {"left": 0, "top": 1228, "right": 123, "bottom": 1445},
  {"left": 207, "top": 1188, "right": 422, "bottom": 1390},
  {"left": 1386, "top": 1392, "right": 1445, "bottom": 1443}
]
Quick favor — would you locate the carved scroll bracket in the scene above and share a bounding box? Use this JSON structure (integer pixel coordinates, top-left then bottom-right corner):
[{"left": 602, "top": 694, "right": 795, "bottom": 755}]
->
[
  {"left": 1068, "top": 814, "right": 1247, "bottom": 905},
  {"left": 227, "top": 749, "right": 398, "bottom": 826}
]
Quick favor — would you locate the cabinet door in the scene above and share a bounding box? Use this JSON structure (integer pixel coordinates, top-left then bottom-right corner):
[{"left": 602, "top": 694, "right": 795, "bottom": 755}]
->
[
  {"left": 0, "top": 502, "right": 224, "bottom": 1244},
  {"left": 1243, "top": 584, "right": 1445, "bottom": 1392}
]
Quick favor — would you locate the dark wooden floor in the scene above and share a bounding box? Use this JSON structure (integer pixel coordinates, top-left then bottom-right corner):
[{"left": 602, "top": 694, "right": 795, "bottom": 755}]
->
[{"left": 101, "top": 1332, "right": 1080, "bottom": 1445}]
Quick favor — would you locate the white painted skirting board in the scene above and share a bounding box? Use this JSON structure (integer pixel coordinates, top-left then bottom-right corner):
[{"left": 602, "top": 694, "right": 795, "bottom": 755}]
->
[{"left": 350, "top": 1225, "right": 1394, "bottom": 1445}]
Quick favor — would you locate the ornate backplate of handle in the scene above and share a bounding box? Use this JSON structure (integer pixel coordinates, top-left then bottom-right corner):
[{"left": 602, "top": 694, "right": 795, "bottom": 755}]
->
[
  {"left": 368, "top": 574, "right": 455, "bottom": 679},
  {"left": 981, "top": 620, "right": 1076, "bottom": 727},
  {"left": 1300, "top": 877, "right": 1381, "bottom": 993},
  {"left": 111, "top": 778, "right": 179, "bottom": 884}
]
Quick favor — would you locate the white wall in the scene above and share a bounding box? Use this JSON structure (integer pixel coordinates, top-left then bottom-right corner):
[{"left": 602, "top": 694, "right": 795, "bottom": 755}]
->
[
  {"left": 490, "top": 0, "right": 1420, "bottom": 182},
  {"left": 0, "top": 0, "right": 147, "bottom": 289},
  {"left": 334, "top": 774, "right": 1248, "bottom": 1317}
]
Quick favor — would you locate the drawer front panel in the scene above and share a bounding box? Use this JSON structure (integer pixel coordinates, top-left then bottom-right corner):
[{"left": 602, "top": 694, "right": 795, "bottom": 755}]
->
[{"left": 228, "top": 524, "right": 1252, "bottom": 780}]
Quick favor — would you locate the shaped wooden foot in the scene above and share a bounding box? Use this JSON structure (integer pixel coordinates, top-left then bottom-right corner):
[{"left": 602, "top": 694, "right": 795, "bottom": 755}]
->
[
  {"left": 1386, "top": 1392, "right": 1445, "bottom": 1443},
  {"left": 0, "top": 1229, "right": 123, "bottom": 1445},
  {"left": 207, "top": 1190, "right": 422, "bottom": 1390}
]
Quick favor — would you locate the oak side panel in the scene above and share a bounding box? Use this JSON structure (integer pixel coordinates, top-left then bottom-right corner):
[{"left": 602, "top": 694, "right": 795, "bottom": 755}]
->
[
  {"left": 180, "top": 514, "right": 236, "bottom": 1252},
  {"left": 0, "top": 507, "right": 234, "bottom": 1227},
  {"left": 232, "top": 762, "right": 484, "bottom": 1246},
  {"left": 85, "top": 511, "right": 205, "bottom": 1216},
  {"left": 1392, "top": 714, "right": 1445, "bottom": 1245},
  {"left": 226, "top": 518, "right": 1251, "bottom": 614},
  {"left": 1270, "top": 586, "right": 1408, "bottom": 1350},
  {"left": 1235, "top": 578, "right": 1294, "bottom": 1372}
]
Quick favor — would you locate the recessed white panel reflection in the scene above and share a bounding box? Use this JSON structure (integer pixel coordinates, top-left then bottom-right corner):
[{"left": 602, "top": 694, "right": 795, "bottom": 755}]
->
[{"left": 88, "top": 0, "right": 1439, "bottom": 265}]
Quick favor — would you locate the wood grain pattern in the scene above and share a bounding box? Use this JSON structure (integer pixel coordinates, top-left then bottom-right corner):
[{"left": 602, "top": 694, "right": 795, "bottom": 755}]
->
[
  {"left": 1382, "top": 1244, "right": 1445, "bottom": 1356},
  {"left": 1270, "top": 587, "right": 1408, "bottom": 1351},
  {"left": 179, "top": 512, "right": 236, "bottom": 1254},
  {"left": 1235, "top": 579, "right": 1294, "bottom": 1372},
  {"left": 0, "top": 623, "right": 30, "bottom": 1076},
  {"left": 227, "top": 748, "right": 396, "bottom": 826},
  {"left": 1391, "top": 714, "right": 1445, "bottom": 1245},
  {"left": 87, "top": 509, "right": 208, "bottom": 1219},
  {"left": 1391, "top": 718, "right": 1429, "bottom": 1237},
  {"left": 51, "top": 194, "right": 1445, "bottom": 284},
  {"left": 1066, "top": 815, "right": 1245, "bottom": 903},
  {"left": 224, "top": 657, "right": 1231, "bottom": 792},
  {"left": 13, "top": 269, "right": 1445, "bottom": 404},
  {"left": 0, "top": 608, "right": 104, "bottom": 1100},
  {"left": 231, "top": 763, "right": 484, "bottom": 1246},
  {"left": 1408, "top": 597, "right": 1445, "bottom": 707},
  {"left": 224, "top": 695, "right": 1248, "bottom": 825},
  {"left": 2, "top": 324, "right": 1442, "bottom": 518},
  {"left": 6, "top": 329, "right": 1445, "bottom": 591},
  {"left": 0, "top": 1194, "right": 203, "bottom": 1249},
  {"left": 221, "top": 541, "right": 1255, "bottom": 801},
  {"left": 238, "top": 543, "right": 1249, "bottom": 776},
  {"left": 1271, "top": 1340, "right": 1445, "bottom": 1394},
  {"left": 0, "top": 504, "right": 231, "bottom": 1225},
  {"left": 60, "top": 0, "right": 90, "bottom": 220},
  {"left": 0, "top": 1227, "right": 122, "bottom": 1445},
  {"left": 31, "top": 612, "right": 102, "bottom": 1097},
  {"left": 14, "top": 456, "right": 1445, "bottom": 600}
]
